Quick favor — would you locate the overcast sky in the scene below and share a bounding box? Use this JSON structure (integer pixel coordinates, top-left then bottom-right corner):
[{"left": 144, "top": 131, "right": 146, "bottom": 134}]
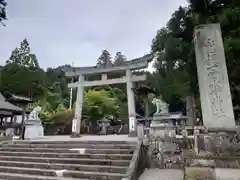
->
[{"left": 0, "top": 0, "right": 188, "bottom": 69}]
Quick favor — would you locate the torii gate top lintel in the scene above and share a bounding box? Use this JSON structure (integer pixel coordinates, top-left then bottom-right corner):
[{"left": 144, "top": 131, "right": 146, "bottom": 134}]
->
[{"left": 64, "top": 53, "right": 153, "bottom": 77}]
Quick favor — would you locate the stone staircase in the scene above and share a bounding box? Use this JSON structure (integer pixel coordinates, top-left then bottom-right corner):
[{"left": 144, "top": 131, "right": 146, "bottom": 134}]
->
[{"left": 0, "top": 140, "right": 139, "bottom": 180}]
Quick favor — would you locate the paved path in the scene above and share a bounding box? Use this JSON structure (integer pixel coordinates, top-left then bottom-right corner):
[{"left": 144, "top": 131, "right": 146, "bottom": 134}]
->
[
  {"left": 215, "top": 168, "right": 240, "bottom": 180},
  {"left": 139, "top": 168, "right": 240, "bottom": 180},
  {"left": 15, "top": 134, "right": 138, "bottom": 142},
  {"left": 139, "top": 169, "right": 184, "bottom": 180}
]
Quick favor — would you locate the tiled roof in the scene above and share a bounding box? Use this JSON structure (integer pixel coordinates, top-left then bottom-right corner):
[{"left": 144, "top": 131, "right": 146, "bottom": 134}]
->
[{"left": 0, "top": 93, "right": 23, "bottom": 112}]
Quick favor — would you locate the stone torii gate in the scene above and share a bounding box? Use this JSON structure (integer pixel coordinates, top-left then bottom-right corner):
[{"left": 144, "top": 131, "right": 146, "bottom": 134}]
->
[{"left": 65, "top": 54, "right": 153, "bottom": 137}]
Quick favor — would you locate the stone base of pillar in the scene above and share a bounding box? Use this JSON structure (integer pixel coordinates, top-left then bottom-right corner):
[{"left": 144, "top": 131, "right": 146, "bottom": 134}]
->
[
  {"left": 128, "top": 130, "right": 137, "bottom": 137},
  {"left": 70, "top": 132, "right": 81, "bottom": 138}
]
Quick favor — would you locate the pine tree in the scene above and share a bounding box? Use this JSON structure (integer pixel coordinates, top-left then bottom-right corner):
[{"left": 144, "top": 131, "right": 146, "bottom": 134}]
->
[
  {"left": 96, "top": 50, "right": 112, "bottom": 67},
  {"left": 113, "top": 52, "right": 126, "bottom": 66},
  {"left": 6, "top": 39, "right": 40, "bottom": 68}
]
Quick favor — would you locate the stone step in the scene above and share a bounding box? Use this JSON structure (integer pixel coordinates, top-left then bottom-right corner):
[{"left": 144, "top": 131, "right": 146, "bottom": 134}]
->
[
  {"left": 0, "top": 156, "right": 130, "bottom": 166},
  {"left": 0, "top": 140, "right": 137, "bottom": 179},
  {"left": 0, "top": 160, "right": 127, "bottom": 173},
  {"left": 0, "top": 172, "right": 89, "bottom": 180},
  {"left": 0, "top": 147, "right": 134, "bottom": 154},
  {"left": 0, "top": 151, "right": 132, "bottom": 160},
  {"left": 2, "top": 143, "right": 135, "bottom": 149},
  {"left": 0, "top": 166, "right": 126, "bottom": 180},
  {"left": 11, "top": 140, "right": 135, "bottom": 145}
]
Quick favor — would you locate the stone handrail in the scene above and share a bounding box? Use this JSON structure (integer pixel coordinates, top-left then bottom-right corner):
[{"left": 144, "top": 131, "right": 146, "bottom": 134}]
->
[{"left": 123, "top": 141, "right": 142, "bottom": 180}]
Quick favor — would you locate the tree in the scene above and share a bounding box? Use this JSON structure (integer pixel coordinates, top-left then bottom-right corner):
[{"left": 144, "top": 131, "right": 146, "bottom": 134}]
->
[
  {"left": 0, "top": 41, "right": 72, "bottom": 128},
  {"left": 6, "top": 39, "right": 40, "bottom": 69},
  {"left": 0, "top": 63, "right": 46, "bottom": 98},
  {"left": 0, "top": 0, "right": 7, "bottom": 26},
  {"left": 113, "top": 52, "right": 126, "bottom": 66},
  {"left": 149, "top": 0, "right": 240, "bottom": 114},
  {"left": 96, "top": 50, "right": 112, "bottom": 67},
  {"left": 83, "top": 90, "right": 120, "bottom": 121},
  {"left": 150, "top": 7, "right": 192, "bottom": 107},
  {"left": 45, "top": 65, "right": 70, "bottom": 106},
  {"left": 1, "top": 39, "right": 45, "bottom": 98},
  {"left": 103, "top": 87, "right": 128, "bottom": 119}
]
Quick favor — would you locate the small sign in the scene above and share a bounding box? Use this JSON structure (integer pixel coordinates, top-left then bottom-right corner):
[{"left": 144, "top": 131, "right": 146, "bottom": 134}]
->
[
  {"left": 72, "top": 118, "right": 77, "bottom": 132},
  {"left": 129, "top": 116, "right": 135, "bottom": 131},
  {"left": 72, "top": 123, "right": 76, "bottom": 132}
]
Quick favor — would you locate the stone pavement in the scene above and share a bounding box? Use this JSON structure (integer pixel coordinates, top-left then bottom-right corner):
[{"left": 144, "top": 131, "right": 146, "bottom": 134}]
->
[
  {"left": 14, "top": 134, "right": 138, "bottom": 142},
  {"left": 215, "top": 168, "right": 240, "bottom": 180},
  {"left": 139, "top": 168, "right": 184, "bottom": 180},
  {"left": 139, "top": 168, "right": 240, "bottom": 180}
]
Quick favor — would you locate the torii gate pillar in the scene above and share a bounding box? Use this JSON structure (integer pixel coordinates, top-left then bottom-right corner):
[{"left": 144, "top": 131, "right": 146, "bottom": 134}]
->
[
  {"left": 71, "top": 75, "right": 84, "bottom": 137},
  {"left": 126, "top": 69, "right": 137, "bottom": 136}
]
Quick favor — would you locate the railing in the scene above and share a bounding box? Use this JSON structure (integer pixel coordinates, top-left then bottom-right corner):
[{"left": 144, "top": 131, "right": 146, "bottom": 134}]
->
[
  {"left": 0, "top": 122, "right": 23, "bottom": 137},
  {"left": 123, "top": 141, "right": 142, "bottom": 180}
]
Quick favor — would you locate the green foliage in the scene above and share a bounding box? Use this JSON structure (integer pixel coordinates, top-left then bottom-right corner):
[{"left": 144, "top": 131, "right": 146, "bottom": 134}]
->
[
  {"left": 1, "top": 39, "right": 45, "bottom": 98},
  {"left": 6, "top": 39, "right": 40, "bottom": 68},
  {"left": 0, "top": 63, "right": 46, "bottom": 98},
  {"left": 113, "top": 52, "right": 126, "bottom": 66},
  {"left": 83, "top": 89, "right": 120, "bottom": 121},
  {"left": 103, "top": 87, "right": 128, "bottom": 119},
  {"left": 1, "top": 43, "right": 129, "bottom": 128},
  {"left": 0, "top": 0, "right": 7, "bottom": 25},
  {"left": 0, "top": 39, "right": 69, "bottom": 124},
  {"left": 46, "top": 111, "right": 73, "bottom": 124},
  {"left": 96, "top": 50, "right": 112, "bottom": 67},
  {"left": 150, "top": 9, "right": 193, "bottom": 105}
]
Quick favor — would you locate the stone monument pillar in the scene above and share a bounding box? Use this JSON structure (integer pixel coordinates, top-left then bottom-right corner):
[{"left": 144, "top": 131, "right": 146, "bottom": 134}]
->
[
  {"left": 126, "top": 69, "right": 137, "bottom": 136},
  {"left": 194, "top": 23, "right": 235, "bottom": 129},
  {"left": 72, "top": 75, "right": 84, "bottom": 137}
]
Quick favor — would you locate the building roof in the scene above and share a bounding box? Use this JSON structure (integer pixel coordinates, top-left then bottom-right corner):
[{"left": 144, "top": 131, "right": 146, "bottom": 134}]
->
[
  {"left": 7, "top": 94, "right": 33, "bottom": 103},
  {"left": 0, "top": 93, "right": 23, "bottom": 113}
]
